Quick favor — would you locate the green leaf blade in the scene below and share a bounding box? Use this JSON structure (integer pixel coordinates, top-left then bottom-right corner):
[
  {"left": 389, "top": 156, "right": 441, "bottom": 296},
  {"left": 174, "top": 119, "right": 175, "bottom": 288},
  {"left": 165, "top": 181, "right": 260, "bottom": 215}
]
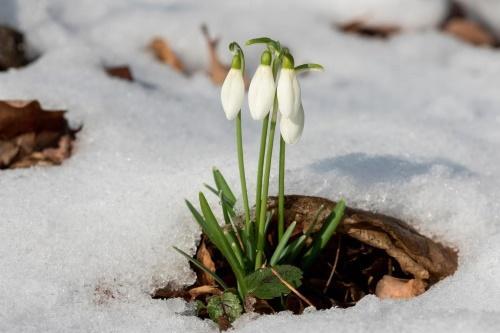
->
[
  {"left": 269, "top": 221, "right": 296, "bottom": 266},
  {"left": 244, "top": 265, "right": 302, "bottom": 300},
  {"left": 172, "top": 246, "right": 228, "bottom": 290},
  {"left": 207, "top": 291, "right": 243, "bottom": 324},
  {"left": 301, "top": 200, "right": 346, "bottom": 268},
  {"left": 212, "top": 168, "right": 237, "bottom": 207}
]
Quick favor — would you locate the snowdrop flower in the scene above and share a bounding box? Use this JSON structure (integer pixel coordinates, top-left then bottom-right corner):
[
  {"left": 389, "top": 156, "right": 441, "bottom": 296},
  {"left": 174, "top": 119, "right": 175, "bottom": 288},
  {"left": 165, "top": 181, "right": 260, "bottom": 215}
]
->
[
  {"left": 248, "top": 51, "right": 275, "bottom": 120},
  {"left": 221, "top": 55, "right": 245, "bottom": 120},
  {"left": 277, "top": 54, "right": 301, "bottom": 118},
  {"left": 280, "top": 103, "right": 304, "bottom": 144}
]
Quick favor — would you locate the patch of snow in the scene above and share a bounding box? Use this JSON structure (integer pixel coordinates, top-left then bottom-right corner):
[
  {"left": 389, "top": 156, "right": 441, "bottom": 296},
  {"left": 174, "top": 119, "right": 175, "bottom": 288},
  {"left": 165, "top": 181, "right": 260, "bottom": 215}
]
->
[
  {"left": 1, "top": 0, "right": 500, "bottom": 332},
  {"left": 322, "top": 0, "right": 450, "bottom": 29}
]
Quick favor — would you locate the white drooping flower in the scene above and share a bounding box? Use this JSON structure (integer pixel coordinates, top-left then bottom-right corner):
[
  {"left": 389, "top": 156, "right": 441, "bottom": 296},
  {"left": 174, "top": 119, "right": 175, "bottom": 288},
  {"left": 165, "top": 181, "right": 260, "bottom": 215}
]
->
[
  {"left": 221, "top": 55, "right": 245, "bottom": 120},
  {"left": 248, "top": 51, "right": 275, "bottom": 120},
  {"left": 277, "top": 54, "right": 301, "bottom": 119},
  {"left": 280, "top": 103, "right": 304, "bottom": 144}
]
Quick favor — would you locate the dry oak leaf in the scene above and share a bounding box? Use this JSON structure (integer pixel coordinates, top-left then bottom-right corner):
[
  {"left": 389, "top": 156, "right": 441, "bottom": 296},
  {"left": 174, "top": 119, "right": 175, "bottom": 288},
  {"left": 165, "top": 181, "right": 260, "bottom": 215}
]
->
[
  {"left": 105, "top": 65, "right": 134, "bottom": 81},
  {"left": 268, "top": 195, "right": 458, "bottom": 283},
  {"left": 188, "top": 285, "right": 221, "bottom": 300},
  {"left": 0, "top": 100, "right": 78, "bottom": 169},
  {"left": 196, "top": 237, "right": 217, "bottom": 286},
  {"left": 149, "top": 37, "right": 187, "bottom": 74},
  {"left": 0, "top": 25, "right": 29, "bottom": 70},
  {"left": 444, "top": 18, "right": 496, "bottom": 46},
  {"left": 338, "top": 21, "right": 400, "bottom": 38},
  {"left": 201, "top": 24, "right": 249, "bottom": 88},
  {"left": 201, "top": 24, "right": 229, "bottom": 85},
  {"left": 375, "top": 275, "right": 427, "bottom": 299}
]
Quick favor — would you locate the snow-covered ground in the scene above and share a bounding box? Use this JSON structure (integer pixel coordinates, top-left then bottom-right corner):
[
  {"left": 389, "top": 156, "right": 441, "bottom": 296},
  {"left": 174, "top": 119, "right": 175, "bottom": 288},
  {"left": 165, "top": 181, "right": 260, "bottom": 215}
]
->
[{"left": 1, "top": 0, "right": 500, "bottom": 332}]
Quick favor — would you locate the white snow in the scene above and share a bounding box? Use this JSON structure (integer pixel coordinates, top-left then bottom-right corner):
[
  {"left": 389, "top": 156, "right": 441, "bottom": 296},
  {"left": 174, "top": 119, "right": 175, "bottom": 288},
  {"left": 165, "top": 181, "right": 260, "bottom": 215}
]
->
[
  {"left": 324, "top": 0, "right": 450, "bottom": 30},
  {"left": 1, "top": 0, "right": 500, "bottom": 332}
]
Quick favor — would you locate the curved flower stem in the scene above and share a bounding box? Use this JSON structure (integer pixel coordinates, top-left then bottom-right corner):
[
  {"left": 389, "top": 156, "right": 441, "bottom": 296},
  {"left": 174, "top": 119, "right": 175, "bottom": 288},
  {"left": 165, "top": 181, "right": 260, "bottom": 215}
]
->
[
  {"left": 255, "top": 98, "right": 278, "bottom": 270},
  {"left": 254, "top": 114, "right": 270, "bottom": 241},
  {"left": 278, "top": 136, "right": 285, "bottom": 240},
  {"left": 236, "top": 112, "right": 251, "bottom": 233}
]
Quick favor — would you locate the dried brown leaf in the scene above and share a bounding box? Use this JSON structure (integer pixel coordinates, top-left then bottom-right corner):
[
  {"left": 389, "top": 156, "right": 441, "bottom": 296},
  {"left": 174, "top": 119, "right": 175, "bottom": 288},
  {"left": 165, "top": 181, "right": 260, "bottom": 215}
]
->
[
  {"left": 375, "top": 275, "right": 427, "bottom": 299},
  {"left": 217, "top": 316, "right": 231, "bottom": 331},
  {"left": 188, "top": 285, "right": 221, "bottom": 299},
  {"left": 338, "top": 21, "right": 400, "bottom": 38},
  {"left": 201, "top": 24, "right": 249, "bottom": 87},
  {"left": 149, "top": 37, "right": 187, "bottom": 74},
  {"left": 268, "top": 195, "right": 458, "bottom": 282},
  {"left": 445, "top": 18, "right": 495, "bottom": 46},
  {"left": 105, "top": 66, "right": 134, "bottom": 81},
  {"left": 196, "top": 237, "right": 217, "bottom": 286},
  {"left": 0, "top": 25, "right": 29, "bottom": 70},
  {"left": 201, "top": 24, "right": 229, "bottom": 85},
  {"left": 0, "top": 140, "right": 19, "bottom": 166},
  {"left": 0, "top": 100, "right": 77, "bottom": 169}
]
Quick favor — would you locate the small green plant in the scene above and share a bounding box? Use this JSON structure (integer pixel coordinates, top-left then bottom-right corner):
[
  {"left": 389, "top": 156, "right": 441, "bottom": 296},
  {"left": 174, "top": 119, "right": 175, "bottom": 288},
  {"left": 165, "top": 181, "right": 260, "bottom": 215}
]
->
[{"left": 175, "top": 37, "right": 345, "bottom": 325}]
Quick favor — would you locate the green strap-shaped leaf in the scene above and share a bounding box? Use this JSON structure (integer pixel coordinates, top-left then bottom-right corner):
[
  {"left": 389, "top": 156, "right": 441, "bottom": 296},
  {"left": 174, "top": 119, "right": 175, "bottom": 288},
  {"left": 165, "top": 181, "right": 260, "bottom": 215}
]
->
[
  {"left": 301, "top": 200, "right": 346, "bottom": 269},
  {"left": 295, "top": 63, "right": 324, "bottom": 73},
  {"left": 212, "top": 168, "right": 237, "bottom": 207},
  {"left": 204, "top": 183, "right": 236, "bottom": 217},
  {"left": 185, "top": 199, "right": 221, "bottom": 250},
  {"left": 199, "top": 193, "right": 248, "bottom": 295},
  {"left": 173, "top": 246, "right": 228, "bottom": 290},
  {"left": 269, "top": 221, "right": 296, "bottom": 266},
  {"left": 304, "top": 204, "right": 325, "bottom": 235},
  {"left": 284, "top": 234, "right": 307, "bottom": 263}
]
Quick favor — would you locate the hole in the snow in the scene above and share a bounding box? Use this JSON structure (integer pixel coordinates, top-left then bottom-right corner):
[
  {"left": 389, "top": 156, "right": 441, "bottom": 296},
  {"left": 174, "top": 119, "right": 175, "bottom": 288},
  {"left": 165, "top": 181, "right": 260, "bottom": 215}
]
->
[
  {"left": 153, "top": 195, "right": 457, "bottom": 327},
  {"left": 0, "top": 100, "right": 80, "bottom": 169}
]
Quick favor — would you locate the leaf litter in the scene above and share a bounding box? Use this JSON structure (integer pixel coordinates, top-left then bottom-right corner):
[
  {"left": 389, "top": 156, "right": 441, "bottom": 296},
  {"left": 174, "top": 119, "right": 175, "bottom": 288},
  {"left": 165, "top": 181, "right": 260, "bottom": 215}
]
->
[
  {"left": 153, "top": 195, "right": 457, "bottom": 329},
  {"left": 0, "top": 100, "right": 79, "bottom": 169}
]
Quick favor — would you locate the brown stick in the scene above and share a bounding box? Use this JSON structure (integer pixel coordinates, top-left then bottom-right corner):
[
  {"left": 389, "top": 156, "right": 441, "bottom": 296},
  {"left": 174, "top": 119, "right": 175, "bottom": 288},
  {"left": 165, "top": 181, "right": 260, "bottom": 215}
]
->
[
  {"left": 270, "top": 267, "right": 316, "bottom": 309},
  {"left": 323, "top": 236, "right": 341, "bottom": 293}
]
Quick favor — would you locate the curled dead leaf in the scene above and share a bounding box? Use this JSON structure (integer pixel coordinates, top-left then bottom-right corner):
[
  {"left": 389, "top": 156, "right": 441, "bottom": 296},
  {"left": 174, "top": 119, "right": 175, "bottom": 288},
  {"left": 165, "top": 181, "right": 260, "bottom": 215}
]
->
[
  {"left": 375, "top": 275, "right": 427, "bottom": 299},
  {"left": 201, "top": 24, "right": 229, "bottom": 86},
  {"left": 338, "top": 21, "right": 400, "bottom": 38},
  {"left": 244, "top": 296, "right": 275, "bottom": 315},
  {"left": 105, "top": 65, "right": 134, "bottom": 81},
  {"left": 188, "top": 285, "right": 221, "bottom": 300},
  {"left": 149, "top": 37, "right": 187, "bottom": 74},
  {"left": 444, "top": 18, "right": 495, "bottom": 46},
  {"left": 196, "top": 238, "right": 217, "bottom": 286},
  {"left": 201, "top": 24, "right": 249, "bottom": 88},
  {"left": 0, "top": 100, "right": 78, "bottom": 169},
  {"left": 0, "top": 25, "right": 29, "bottom": 70},
  {"left": 155, "top": 195, "right": 458, "bottom": 317},
  {"left": 268, "top": 195, "right": 458, "bottom": 283}
]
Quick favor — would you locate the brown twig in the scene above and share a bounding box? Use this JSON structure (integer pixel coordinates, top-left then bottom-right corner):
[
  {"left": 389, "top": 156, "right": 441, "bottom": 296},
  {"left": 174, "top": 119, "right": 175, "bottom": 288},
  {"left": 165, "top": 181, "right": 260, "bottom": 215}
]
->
[
  {"left": 323, "top": 236, "right": 341, "bottom": 293},
  {"left": 270, "top": 267, "right": 315, "bottom": 309}
]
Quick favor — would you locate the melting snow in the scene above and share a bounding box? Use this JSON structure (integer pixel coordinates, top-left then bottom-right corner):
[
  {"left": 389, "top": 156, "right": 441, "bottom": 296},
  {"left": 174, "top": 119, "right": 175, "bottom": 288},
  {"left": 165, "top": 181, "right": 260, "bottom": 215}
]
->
[{"left": 1, "top": 0, "right": 500, "bottom": 332}]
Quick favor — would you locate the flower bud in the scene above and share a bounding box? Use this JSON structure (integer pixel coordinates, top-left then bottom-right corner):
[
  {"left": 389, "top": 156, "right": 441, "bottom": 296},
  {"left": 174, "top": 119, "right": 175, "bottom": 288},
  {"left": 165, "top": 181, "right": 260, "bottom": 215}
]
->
[
  {"left": 221, "top": 54, "right": 245, "bottom": 120},
  {"left": 277, "top": 54, "right": 301, "bottom": 118},
  {"left": 248, "top": 51, "right": 276, "bottom": 120},
  {"left": 280, "top": 103, "right": 304, "bottom": 144}
]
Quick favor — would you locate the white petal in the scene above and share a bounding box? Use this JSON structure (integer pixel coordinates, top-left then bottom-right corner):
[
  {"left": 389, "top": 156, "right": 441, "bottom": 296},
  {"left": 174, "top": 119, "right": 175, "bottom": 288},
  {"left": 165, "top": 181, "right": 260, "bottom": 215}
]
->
[
  {"left": 277, "top": 69, "right": 300, "bottom": 118},
  {"left": 248, "top": 65, "right": 276, "bottom": 120},
  {"left": 291, "top": 73, "right": 301, "bottom": 118},
  {"left": 221, "top": 68, "right": 245, "bottom": 120},
  {"left": 280, "top": 104, "right": 304, "bottom": 144}
]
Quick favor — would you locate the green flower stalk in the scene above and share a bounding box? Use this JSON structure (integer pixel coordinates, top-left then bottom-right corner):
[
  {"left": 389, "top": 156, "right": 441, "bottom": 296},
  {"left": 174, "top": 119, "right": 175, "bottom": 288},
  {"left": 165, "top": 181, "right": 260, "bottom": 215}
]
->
[{"left": 221, "top": 47, "right": 251, "bottom": 236}]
